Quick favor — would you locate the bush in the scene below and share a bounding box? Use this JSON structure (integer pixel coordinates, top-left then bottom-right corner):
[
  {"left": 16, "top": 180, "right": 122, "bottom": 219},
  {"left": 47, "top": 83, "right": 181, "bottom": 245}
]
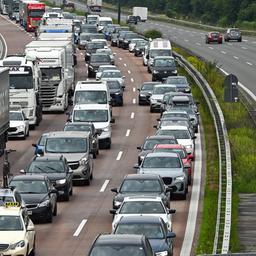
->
[{"left": 143, "top": 29, "right": 162, "bottom": 39}]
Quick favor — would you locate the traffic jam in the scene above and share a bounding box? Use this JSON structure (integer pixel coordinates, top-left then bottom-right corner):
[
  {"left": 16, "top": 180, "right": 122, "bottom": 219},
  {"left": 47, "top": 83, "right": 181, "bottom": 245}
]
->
[{"left": 0, "top": 1, "right": 200, "bottom": 255}]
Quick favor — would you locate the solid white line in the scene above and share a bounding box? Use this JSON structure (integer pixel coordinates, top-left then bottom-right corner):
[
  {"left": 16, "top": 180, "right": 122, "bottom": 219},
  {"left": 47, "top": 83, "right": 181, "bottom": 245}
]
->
[
  {"left": 126, "top": 129, "right": 130, "bottom": 137},
  {"left": 131, "top": 78, "right": 134, "bottom": 83},
  {"left": 124, "top": 63, "right": 127, "bottom": 67},
  {"left": 242, "top": 47, "right": 247, "bottom": 50},
  {"left": 246, "top": 62, "right": 253, "bottom": 66},
  {"left": 221, "top": 51, "right": 226, "bottom": 54},
  {"left": 100, "top": 180, "right": 110, "bottom": 192},
  {"left": 0, "top": 33, "right": 7, "bottom": 59},
  {"left": 73, "top": 219, "right": 87, "bottom": 237},
  {"left": 233, "top": 56, "right": 239, "bottom": 60},
  {"left": 196, "top": 43, "right": 201, "bottom": 46},
  {"left": 130, "top": 112, "right": 135, "bottom": 119},
  {"left": 133, "top": 98, "right": 136, "bottom": 104},
  {"left": 180, "top": 130, "right": 202, "bottom": 255},
  {"left": 184, "top": 39, "right": 189, "bottom": 42},
  {"left": 133, "top": 87, "right": 136, "bottom": 92},
  {"left": 116, "top": 151, "right": 123, "bottom": 161},
  {"left": 128, "top": 70, "right": 131, "bottom": 74}
]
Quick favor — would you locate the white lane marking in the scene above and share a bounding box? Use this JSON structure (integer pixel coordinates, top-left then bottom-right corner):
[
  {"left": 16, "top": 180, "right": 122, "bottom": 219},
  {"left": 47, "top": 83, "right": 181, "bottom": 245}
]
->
[
  {"left": 243, "top": 39, "right": 248, "bottom": 42},
  {"left": 130, "top": 112, "right": 135, "bottom": 119},
  {"left": 119, "top": 57, "right": 122, "bottom": 60},
  {"left": 131, "top": 78, "right": 134, "bottom": 83},
  {"left": 73, "top": 219, "right": 87, "bottom": 237},
  {"left": 133, "top": 98, "right": 136, "bottom": 104},
  {"left": 200, "top": 32, "right": 204, "bottom": 35},
  {"left": 128, "top": 70, "right": 131, "bottom": 74},
  {"left": 184, "top": 39, "right": 189, "bottom": 42},
  {"left": 116, "top": 151, "right": 123, "bottom": 161},
  {"left": 233, "top": 56, "right": 239, "bottom": 60},
  {"left": 252, "top": 41, "right": 256, "bottom": 44},
  {"left": 126, "top": 129, "right": 130, "bottom": 137},
  {"left": 196, "top": 43, "right": 201, "bottom": 46},
  {"left": 242, "top": 46, "right": 247, "bottom": 50},
  {"left": 180, "top": 129, "right": 202, "bottom": 255},
  {"left": 124, "top": 63, "right": 127, "bottom": 67},
  {"left": 0, "top": 33, "right": 8, "bottom": 59},
  {"left": 221, "top": 51, "right": 226, "bottom": 54},
  {"left": 209, "top": 47, "right": 214, "bottom": 50},
  {"left": 133, "top": 87, "right": 136, "bottom": 92},
  {"left": 246, "top": 62, "right": 253, "bottom": 66},
  {"left": 100, "top": 180, "right": 110, "bottom": 192}
]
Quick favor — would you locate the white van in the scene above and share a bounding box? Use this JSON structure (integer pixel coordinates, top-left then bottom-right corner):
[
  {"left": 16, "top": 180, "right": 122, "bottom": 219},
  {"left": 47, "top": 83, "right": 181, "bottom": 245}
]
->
[
  {"left": 73, "top": 80, "right": 111, "bottom": 106},
  {"left": 97, "top": 16, "right": 113, "bottom": 32},
  {"left": 145, "top": 38, "right": 172, "bottom": 73},
  {"left": 71, "top": 104, "right": 115, "bottom": 149}
]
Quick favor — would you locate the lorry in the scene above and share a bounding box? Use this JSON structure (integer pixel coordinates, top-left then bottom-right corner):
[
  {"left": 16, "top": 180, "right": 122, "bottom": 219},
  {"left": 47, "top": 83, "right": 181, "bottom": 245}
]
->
[
  {"left": 0, "top": 68, "right": 9, "bottom": 155},
  {"left": 25, "top": 40, "right": 75, "bottom": 112},
  {"left": 86, "top": 0, "right": 102, "bottom": 15},
  {"left": 132, "top": 7, "right": 148, "bottom": 22},
  {"left": 0, "top": 56, "right": 43, "bottom": 128},
  {"left": 19, "top": 0, "right": 45, "bottom": 31}
]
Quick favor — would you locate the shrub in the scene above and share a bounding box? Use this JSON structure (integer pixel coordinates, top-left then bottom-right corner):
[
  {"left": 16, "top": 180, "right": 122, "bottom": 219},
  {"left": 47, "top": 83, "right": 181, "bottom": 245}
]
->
[{"left": 143, "top": 29, "right": 162, "bottom": 39}]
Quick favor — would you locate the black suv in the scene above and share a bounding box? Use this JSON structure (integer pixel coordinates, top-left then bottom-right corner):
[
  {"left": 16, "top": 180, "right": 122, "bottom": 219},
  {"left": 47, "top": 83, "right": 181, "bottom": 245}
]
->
[
  {"left": 21, "top": 155, "right": 73, "bottom": 201},
  {"left": 87, "top": 53, "right": 112, "bottom": 78},
  {"left": 88, "top": 234, "right": 154, "bottom": 256},
  {"left": 126, "top": 15, "right": 138, "bottom": 24},
  {"left": 111, "top": 174, "right": 171, "bottom": 209},
  {"left": 84, "top": 41, "right": 107, "bottom": 62}
]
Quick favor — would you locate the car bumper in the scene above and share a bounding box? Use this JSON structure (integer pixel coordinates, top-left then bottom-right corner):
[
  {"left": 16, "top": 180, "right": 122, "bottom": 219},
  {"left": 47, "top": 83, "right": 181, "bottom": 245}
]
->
[
  {"left": 139, "top": 95, "right": 150, "bottom": 104},
  {"left": 69, "top": 163, "right": 91, "bottom": 181},
  {"left": 150, "top": 102, "right": 161, "bottom": 111},
  {"left": 2, "top": 245, "right": 29, "bottom": 256},
  {"left": 111, "top": 94, "right": 123, "bottom": 105},
  {"left": 162, "top": 178, "right": 186, "bottom": 195},
  {"left": 26, "top": 205, "right": 52, "bottom": 221}
]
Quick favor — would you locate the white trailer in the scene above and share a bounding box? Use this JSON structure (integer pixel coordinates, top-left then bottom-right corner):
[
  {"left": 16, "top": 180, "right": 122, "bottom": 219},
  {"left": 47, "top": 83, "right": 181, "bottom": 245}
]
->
[
  {"left": 87, "top": 0, "right": 102, "bottom": 14},
  {"left": 132, "top": 7, "right": 148, "bottom": 22}
]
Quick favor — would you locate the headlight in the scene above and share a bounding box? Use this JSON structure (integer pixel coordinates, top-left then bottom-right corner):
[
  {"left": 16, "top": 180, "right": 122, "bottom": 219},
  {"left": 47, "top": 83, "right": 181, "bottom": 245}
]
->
[
  {"left": 172, "top": 70, "right": 177, "bottom": 74},
  {"left": 175, "top": 176, "right": 185, "bottom": 181},
  {"left": 39, "top": 199, "right": 50, "bottom": 207},
  {"left": 79, "top": 157, "right": 88, "bottom": 166},
  {"left": 18, "top": 125, "right": 25, "bottom": 129},
  {"left": 114, "top": 201, "right": 122, "bottom": 207},
  {"left": 115, "top": 92, "right": 120, "bottom": 95},
  {"left": 56, "top": 179, "right": 66, "bottom": 185},
  {"left": 9, "top": 240, "right": 25, "bottom": 250},
  {"left": 153, "top": 70, "right": 159, "bottom": 74},
  {"left": 150, "top": 98, "right": 157, "bottom": 103},
  {"left": 103, "top": 127, "right": 110, "bottom": 132},
  {"left": 155, "top": 251, "right": 168, "bottom": 256}
]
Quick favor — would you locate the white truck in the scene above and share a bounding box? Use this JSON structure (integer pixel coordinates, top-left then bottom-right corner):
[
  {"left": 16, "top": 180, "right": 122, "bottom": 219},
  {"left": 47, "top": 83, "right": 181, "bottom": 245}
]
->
[
  {"left": 132, "top": 7, "right": 148, "bottom": 22},
  {"left": 25, "top": 40, "right": 75, "bottom": 112},
  {"left": 87, "top": 0, "right": 102, "bottom": 14},
  {"left": 0, "top": 56, "right": 42, "bottom": 128}
]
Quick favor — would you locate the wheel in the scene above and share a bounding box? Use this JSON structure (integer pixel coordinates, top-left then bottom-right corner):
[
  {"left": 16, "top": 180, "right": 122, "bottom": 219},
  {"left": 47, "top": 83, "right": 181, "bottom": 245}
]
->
[
  {"left": 22, "top": 133, "right": 26, "bottom": 140},
  {"left": 188, "top": 175, "right": 192, "bottom": 185},
  {"left": 84, "top": 178, "right": 90, "bottom": 186},
  {"left": 150, "top": 106, "right": 154, "bottom": 113},
  {"left": 46, "top": 211, "right": 53, "bottom": 223},
  {"left": 119, "top": 99, "right": 123, "bottom": 106},
  {"left": 93, "top": 152, "right": 97, "bottom": 159},
  {"left": 181, "top": 192, "right": 187, "bottom": 200},
  {"left": 90, "top": 171, "right": 93, "bottom": 180},
  {"left": 53, "top": 203, "right": 57, "bottom": 216},
  {"left": 97, "top": 149, "right": 99, "bottom": 155},
  {"left": 63, "top": 189, "right": 70, "bottom": 201},
  {"left": 69, "top": 186, "right": 73, "bottom": 196},
  {"left": 238, "top": 38, "right": 242, "bottom": 42},
  {"left": 30, "top": 239, "right": 35, "bottom": 256}
]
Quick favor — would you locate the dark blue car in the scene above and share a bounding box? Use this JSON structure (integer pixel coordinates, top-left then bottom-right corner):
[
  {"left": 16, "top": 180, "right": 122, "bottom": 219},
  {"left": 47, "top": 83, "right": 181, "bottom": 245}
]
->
[{"left": 32, "top": 133, "right": 49, "bottom": 155}]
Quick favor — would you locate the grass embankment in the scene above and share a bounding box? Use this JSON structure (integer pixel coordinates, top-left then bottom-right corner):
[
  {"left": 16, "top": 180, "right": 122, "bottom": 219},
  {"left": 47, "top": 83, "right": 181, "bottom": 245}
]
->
[{"left": 174, "top": 46, "right": 256, "bottom": 253}]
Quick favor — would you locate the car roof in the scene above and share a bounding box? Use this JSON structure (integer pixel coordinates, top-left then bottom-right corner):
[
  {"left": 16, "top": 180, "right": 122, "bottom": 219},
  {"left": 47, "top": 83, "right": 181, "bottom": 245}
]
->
[
  {"left": 146, "top": 135, "right": 176, "bottom": 140},
  {"left": 124, "top": 174, "right": 161, "bottom": 180},
  {"left": 159, "top": 125, "right": 189, "bottom": 130},
  {"left": 154, "top": 144, "right": 184, "bottom": 150},
  {"left": 46, "top": 131, "right": 90, "bottom": 138},
  {"left": 172, "top": 96, "right": 190, "bottom": 101},
  {"left": 11, "top": 174, "right": 46, "bottom": 181},
  {"left": 118, "top": 215, "right": 163, "bottom": 224},
  {"left": 154, "top": 84, "right": 177, "bottom": 88},
  {"left": 65, "top": 122, "right": 93, "bottom": 126},
  {"left": 73, "top": 104, "right": 109, "bottom": 110},
  {"left": 123, "top": 196, "right": 162, "bottom": 202},
  {"left": 145, "top": 152, "right": 180, "bottom": 158},
  {"left": 96, "top": 234, "right": 145, "bottom": 245},
  {"left": 163, "top": 110, "right": 188, "bottom": 114}
]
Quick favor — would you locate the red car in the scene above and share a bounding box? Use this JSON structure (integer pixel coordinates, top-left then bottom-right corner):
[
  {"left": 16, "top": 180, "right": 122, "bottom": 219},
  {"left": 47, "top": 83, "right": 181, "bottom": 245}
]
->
[
  {"left": 205, "top": 31, "right": 222, "bottom": 44},
  {"left": 153, "top": 144, "right": 193, "bottom": 185}
]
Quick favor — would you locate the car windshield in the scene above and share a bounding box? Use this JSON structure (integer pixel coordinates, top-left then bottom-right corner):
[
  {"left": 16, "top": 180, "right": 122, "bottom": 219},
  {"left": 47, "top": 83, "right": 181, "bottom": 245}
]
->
[
  {"left": 143, "top": 156, "right": 181, "bottom": 168},
  {"left": 46, "top": 137, "right": 87, "bottom": 153},
  {"left": 166, "top": 77, "right": 187, "bottom": 84},
  {"left": 90, "top": 245, "right": 145, "bottom": 256},
  {"left": 0, "top": 216, "right": 23, "bottom": 231},
  {"left": 120, "top": 179, "right": 162, "bottom": 193},
  {"left": 73, "top": 110, "right": 108, "bottom": 122},
  {"left": 120, "top": 201, "right": 165, "bottom": 214},
  {"left": 91, "top": 54, "right": 110, "bottom": 62},
  {"left": 150, "top": 49, "right": 172, "bottom": 58},
  {"left": 29, "top": 9, "right": 44, "bottom": 18},
  {"left": 154, "top": 58, "right": 175, "bottom": 67},
  {"left": 64, "top": 124, "right": 91, "bottom": 132},
  {"left": 107, "top": 81, "right": 121, "bottom": 89},
  {"left": 9, "top": 74, "right": 33, "bottom": 89},
  {"left": 74, "top": 91, "right": 107, "bottom": 104},
  {"left": 80, "top": 34, "right": 90, "bottom": 40},
  {"left": 102, "top": 71, "right": 121, "bottom": 78},
  {"left": 27, "top": 161, "right": 65, "bottom": 173},
  {"left": 143, "top": 139, "right": 175, "bottom": 150},
  {"left": 115, "top": 223, "right": 164, "bottom": 239},
  {"left": 99, "top": 20, "right": 112, "bottom": 26},
  {"left": 154, "top": 148, "right": 186, "bottom": 158},
  {"left": 10, "top": 180, "right": 48, "bottom": 194},
  {"left": 153, "top": 86, "right": 176, "bottom": 95},
  {"left": 157, "top": 129, "right": 191, "bottom": 139},
  {"left": 81, "top": 26, "right": 97, "bottom": 33},
  {"left": 96, "top": 49, "right": 112, "bottom": 55},
  {"left": 41, "top": 68, "right": 61, "bottom": 82},
  {"left": 9, "top": 112, "right": 23, "bottom": 121},
  {"left": 141, "top": 84, "right": 154, "bottom": 91},
  {"left": 99, "top": 66, "right": 117, "bottom": 72},
  {"left": 160, "top": 120, "right": 188, "bottom": 127},
  {"left": 90, "top": 34, "right": 104, "bottom": 40},
  {"left": 162, "top": 113, "right": 188, "bottom": 119}
]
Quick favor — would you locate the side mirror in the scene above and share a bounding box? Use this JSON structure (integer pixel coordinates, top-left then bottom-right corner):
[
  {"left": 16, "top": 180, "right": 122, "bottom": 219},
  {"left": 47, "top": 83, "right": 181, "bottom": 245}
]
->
[
  {"left": 27, "top": 225, "right": 35, "bottom": 232},
  {"left": 167, "top": 231, "right": 176, "bottom": 239},
  {"left": 121, "top": 85, "right": 125, "bottom": 89},
  {"left": 137, "top": 88, "right": 140, "bottom": 91},
  {"left": 20, "top": 169, "right": 25, "bottom": 174},
  {"left": 133, "top": 164, "right": 139, "bottom": 169},
  {"left": 95, "top": 129, "right": 102, "bottom": 136},
  {"left": 51, "top": 188, "right": 58, "bottom": 194},
  {"left": 25, "top": 118, "right": 29, "bottom": 121},
  {"left": 109, "top": 209, "right": 116, "bottom": 215},
  {"left": 111, "top": 188, "right": 118, "bottom": 193},
  {"left": 156, "top": 118, "right": 160, "bottom": 122},
  {"left": 110, "top": 118, "right": 115, "bottom": 124},
  {"left": 188, "top": 154, "right": 194, "bottom": 161},
  {"left": 68, "top": 169, "right": 73, "bottom": 174},
  {"left": 32, "top": 143, "right": 37, "bottom": 147},
  {"left": 137, "top": 146, "right": 141, "bottom": 150},
  {"left": 169, "top": 209, "right": 176, "bottom": 214},
  {"left": 153, "top": 125, "right": 157, "bottom": 129},
  {"left": 37, "top": 148, "right": 44, "bottom": 155}
]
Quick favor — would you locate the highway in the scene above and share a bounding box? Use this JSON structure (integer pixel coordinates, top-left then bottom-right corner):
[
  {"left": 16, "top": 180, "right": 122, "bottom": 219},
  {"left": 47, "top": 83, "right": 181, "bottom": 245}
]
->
[{"left": 0, "top": 13, "right": 203, "bottom": 256}]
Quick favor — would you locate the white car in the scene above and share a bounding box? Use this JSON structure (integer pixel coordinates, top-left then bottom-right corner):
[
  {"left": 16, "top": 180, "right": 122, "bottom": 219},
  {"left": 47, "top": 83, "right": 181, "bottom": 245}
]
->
[
  {"left": 8, "top": 109, "right": 29, "bottom": 139},
  {"left": 96, "top": 65, "right": 118, "bottom": 80},
  {"left": 100, "top": 70, "right": 125, "bottom": 88},
  {"left": 129, "top": 39, "right": 146, "bottom": 52},
  {"left": 96, "top": 48, "right": 116, "bottom": 65},
  {"left": 156, "top": 125, "right": 196, "bottom": 154},
  {"left": 0, "top": 204, "right": 35, "bottom": 256},
  {"left": 111, "top": 196, "right": 175, "bottom": 231}
]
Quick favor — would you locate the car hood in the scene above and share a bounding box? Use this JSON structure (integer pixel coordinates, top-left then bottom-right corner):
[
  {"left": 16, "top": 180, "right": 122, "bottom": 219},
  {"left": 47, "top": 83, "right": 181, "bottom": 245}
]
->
[
  {"left": 20, "top": 193, "right": 49, "bottom": 204},
  {"left": 0, "top": 231, "right": 26, "bottom": 244},
  {"left": 138, "top": 168, "right": 183, "bottom": 178},
  {"left": 149, "top": 238, "right": 169, "bottom": 253},
  {"left": 9, "top": 121, "right": 25, "bottom": 127},
  {"left": 44, "top": 152, "right": 86, "bottom": 162},
  {"left": 92, "top": 122, "right": 109, "bottom": 130}
]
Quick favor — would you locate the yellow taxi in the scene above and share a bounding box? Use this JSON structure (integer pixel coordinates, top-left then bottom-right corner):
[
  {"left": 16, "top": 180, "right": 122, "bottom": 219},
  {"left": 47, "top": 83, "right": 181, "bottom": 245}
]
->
[{"left": 0, "top": 202, "right": 35, "bottom": 256}]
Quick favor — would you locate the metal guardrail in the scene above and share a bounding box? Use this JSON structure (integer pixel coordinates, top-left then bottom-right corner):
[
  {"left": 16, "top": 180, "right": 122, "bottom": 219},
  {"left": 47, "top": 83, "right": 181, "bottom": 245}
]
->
[{"left": 174, "top": 51, "right": 232, "bottom": 254}]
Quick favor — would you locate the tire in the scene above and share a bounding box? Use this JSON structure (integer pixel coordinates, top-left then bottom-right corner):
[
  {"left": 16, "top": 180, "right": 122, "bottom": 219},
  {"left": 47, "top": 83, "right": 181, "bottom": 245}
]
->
[
  {"left": 181, "top": 192, "right": 187, "bottom": 200},
  {"left": 84, "top": 178, "right": 90, "bottom": 186},
  {"left": 30, "top": 239, "right": 35, "bottom": 256},
  {"left": 63, "top": 190, "right": 70, "bottom": 201},
  {"left": 188, "top": 175, "right": 192, "bottom": 185},
  {"left": 119, "top": 99, "right": 123, "bottom": 106},
  {"left": 22, "top": 133, "right": 26, "bottom": 140},
  {"left": 238, "top": 38, "right": 242, "bottom": 42},
  {"left": 53, "top": 203, "right": 57, "bottom": 216},
  {"left": 69, "top": 186, "right": 73, "bottom": 196},
  {"left": 150, "top": 106, "right": 154, "bottom": 113},
  {"left": 90, "top": 171, "right": 93, "bottom": 180},
  {"left": 93, "top": 152, "right": 97, "bottom": 159},
  {"left": 46, "top": 211, "right": 53, "bottom": 223}
]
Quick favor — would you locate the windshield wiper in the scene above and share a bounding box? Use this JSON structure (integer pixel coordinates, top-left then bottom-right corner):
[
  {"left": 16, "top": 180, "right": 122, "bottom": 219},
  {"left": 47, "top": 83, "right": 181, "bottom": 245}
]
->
[{"left": 45, "top": 166, "right": 62, "bottom": 173}]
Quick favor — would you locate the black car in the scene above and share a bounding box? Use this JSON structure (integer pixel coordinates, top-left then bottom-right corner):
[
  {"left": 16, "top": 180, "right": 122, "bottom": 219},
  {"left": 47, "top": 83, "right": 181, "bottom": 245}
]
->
[
  {"left": 21, "top": 155, "right": 73, "bottom": 201},
  {"left": 88, "top": 234, "right": 154, "bottom": 256},
  {"left": 152, "top": 56, "right": 177, "bottom": 81},
  {"left": 111, "top": 33, "right": 118, "bottom": 46},
  {"left": 117, "top": 31, "right": 133, "bottom": 48},
  {"left": 111, "top": 174, "right": 171, "bottom": 209},
  {"left": 9, "top": 175, "right": 58, "bottom": 223},
  {"left": 137, "top": 135, "right": 178, "bottom": 164},
  {"left": 87, "top": 53, "right": 112, "bottom": 78},
  {"left": 84, "top": 41, "right": 107, "bottom": 62},
  {"left": 138, "top": 82, "right": 159, "bottom": 105},
  {"left": 122, "top": 33, "right": 140, "bottom": 49},
  {"left": 64, "top": 122, "right": 100, "bottom": 158},
  {"left": 106, "top": 80, "right": 124, "bottom": 106},
  {"left": 164, "top": 76, "right": 191, "bottom": 93},
  {"left": 134, "top": 40, "right": 148, "bottom": 57},
  {"left": 126, "top": 15, "right": 138, "bottom": 24},
  {"left": 113, "top": 216, "right": 176, "bottom": 256}
]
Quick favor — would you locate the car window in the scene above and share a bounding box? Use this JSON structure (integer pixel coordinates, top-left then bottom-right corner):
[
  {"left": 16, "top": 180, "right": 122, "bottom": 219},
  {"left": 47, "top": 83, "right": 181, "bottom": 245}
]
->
[
  {"left": 142, "top": 156, "right": 181, "bottom": 168},
  {"left": 143, "top": 139, "right": 175, "bottom": 150},
  {"left": 10, "top": 180, "right": 48, "bottom": 194},
  {"left": 28, "top": 161, "right": 65, "bottom": 173},
  {"left": 120, "top": 201, "right": 165, "bottom": 214},
  {"left": 156, "top": 129, "right": 191, "bottom": 139},
  {"left": 120, "top": 179, "right": 162, "bottom": 193},
  {"left": 0, "top": 216, "right": 23, "bottom": 231}
]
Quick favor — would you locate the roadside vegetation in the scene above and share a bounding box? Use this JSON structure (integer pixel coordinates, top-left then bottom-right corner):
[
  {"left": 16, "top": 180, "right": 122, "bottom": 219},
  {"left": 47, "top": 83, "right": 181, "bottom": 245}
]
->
[{"left": 143, "top": 29, "right": 162, "bottom": 39}]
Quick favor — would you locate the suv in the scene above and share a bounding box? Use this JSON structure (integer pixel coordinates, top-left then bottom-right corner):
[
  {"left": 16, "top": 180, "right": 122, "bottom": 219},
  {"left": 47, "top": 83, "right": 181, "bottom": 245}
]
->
[
  {"left": 88, "top": 234, "right": 154, "bottom": 256},
  {"left": 43, "top": 131, "right": 93, "bottom": 185},
  {"left": 224, "top": 28, "right": 242, "bottom": 42},
  {"left": 21, "top": 155, "right": 73, "bottom": 201},
  {"left": 87, "top": 53, "right": 112, "bottom": 78},
  {"left": 126, "top": 15, "right": 138, "bottom": 24}
]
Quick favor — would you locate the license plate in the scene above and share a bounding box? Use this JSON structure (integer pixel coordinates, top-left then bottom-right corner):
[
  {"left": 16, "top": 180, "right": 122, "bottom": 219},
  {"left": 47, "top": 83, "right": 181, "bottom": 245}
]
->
[{"left": 27, "top": 211, "right": 32, "bottom": 215}]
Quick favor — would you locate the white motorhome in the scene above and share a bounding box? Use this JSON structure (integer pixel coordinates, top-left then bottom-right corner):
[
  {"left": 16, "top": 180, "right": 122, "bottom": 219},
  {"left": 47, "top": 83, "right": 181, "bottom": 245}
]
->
[
  {"left": 96, "top": 16, "right": 113, "bottom": 32},
  {"left": 132, "top": 7, "right": 148, "bottom": 21},
  {"left": 0, "top": 56, "right": 42, "bottom": 127}
]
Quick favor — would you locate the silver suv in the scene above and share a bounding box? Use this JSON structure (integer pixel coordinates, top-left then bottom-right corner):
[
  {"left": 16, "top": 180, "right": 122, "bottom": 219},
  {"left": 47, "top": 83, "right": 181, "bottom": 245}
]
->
[
  {"left": 224, "top": 28, "right": 242, "bottom": 42},
  {"left": 43, "top": 131, "right": 93, "bottom": 185}
]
